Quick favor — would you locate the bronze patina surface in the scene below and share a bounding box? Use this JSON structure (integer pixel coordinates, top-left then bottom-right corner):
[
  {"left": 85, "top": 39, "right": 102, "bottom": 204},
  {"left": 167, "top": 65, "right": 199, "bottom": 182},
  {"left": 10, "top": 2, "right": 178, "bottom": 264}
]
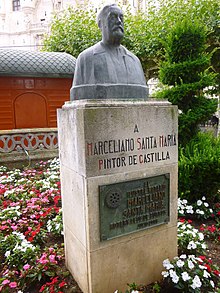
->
[{"left": 99, "top": 174, "right": 170, "bottom": 241}]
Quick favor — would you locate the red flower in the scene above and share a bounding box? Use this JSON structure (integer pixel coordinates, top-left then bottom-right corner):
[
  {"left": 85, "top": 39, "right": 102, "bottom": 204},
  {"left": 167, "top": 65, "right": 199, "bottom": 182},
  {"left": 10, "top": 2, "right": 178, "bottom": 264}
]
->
[
  {"left": 28, "top": 236, "right": 34, "bottom": 242},
  {"left": 3, "top": 201, "right": 10, "bottom": 208},
  {"left": 59, "top": 281, "right": 67, "bottom": 288},
  {"left": 213, "top": 270, "right": 220, "bottom": 276},
  {"left": 39, "top": 285, "right": 46, "bottom": 292},
  {"left": 48, "top": 277, "right": 59, "bottom": 285},
  {"left": 205, "top": 264, "right": 212, "bottom": 272},
  {"left": 0, "top": 187, "right": 6, "bottom": 194},
  {"left": 208, "top": 225, "right": 216, "bottom": 233},
  {"left": 179, "top": 218, "right": 185, "bottom": 223},
  {"left": 188, "top": 219, "right": 192, "bottom": 224},
  {"left": 41, "top": 207, "right": 52, "bottom": 218}
]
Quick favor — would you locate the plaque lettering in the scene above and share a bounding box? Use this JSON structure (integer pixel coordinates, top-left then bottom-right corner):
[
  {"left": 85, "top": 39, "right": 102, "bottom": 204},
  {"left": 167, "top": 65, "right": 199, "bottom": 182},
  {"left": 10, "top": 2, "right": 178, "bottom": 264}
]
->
[{"left": 99, "top": 174, "right": 170, "bottom": 241}]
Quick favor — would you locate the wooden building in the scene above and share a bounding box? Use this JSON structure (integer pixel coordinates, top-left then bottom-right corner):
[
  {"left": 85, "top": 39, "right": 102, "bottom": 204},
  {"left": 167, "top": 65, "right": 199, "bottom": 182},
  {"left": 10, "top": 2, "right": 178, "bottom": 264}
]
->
[{"left": 0, "top": 49, "right": 76, "bottom": 130}]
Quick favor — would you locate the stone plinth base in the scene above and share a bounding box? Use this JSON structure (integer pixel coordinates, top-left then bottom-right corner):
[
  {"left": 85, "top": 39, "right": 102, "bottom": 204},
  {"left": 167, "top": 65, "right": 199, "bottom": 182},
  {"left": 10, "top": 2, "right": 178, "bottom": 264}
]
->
[{"left": 58, "top": 100, "right": 178, "bottom": 293}]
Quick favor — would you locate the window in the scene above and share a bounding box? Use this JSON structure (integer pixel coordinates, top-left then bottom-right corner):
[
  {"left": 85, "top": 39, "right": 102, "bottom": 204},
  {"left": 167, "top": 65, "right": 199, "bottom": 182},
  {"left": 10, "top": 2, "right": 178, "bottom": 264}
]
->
[{"left": 12, "top": 0, "right": 21, "bottom": 11}]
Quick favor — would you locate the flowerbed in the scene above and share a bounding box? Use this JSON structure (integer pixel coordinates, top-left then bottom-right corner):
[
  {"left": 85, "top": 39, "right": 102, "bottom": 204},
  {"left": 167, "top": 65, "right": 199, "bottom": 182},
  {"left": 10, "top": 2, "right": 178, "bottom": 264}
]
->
[
  {"left": 159, "top": 197, "right": 220, "bottom": 292},
  {"left": 0, "top": 159, "right": 220, "bottom": 293},
  {"left": 0, "top": 159, "right": 71, "bottom": 293}
]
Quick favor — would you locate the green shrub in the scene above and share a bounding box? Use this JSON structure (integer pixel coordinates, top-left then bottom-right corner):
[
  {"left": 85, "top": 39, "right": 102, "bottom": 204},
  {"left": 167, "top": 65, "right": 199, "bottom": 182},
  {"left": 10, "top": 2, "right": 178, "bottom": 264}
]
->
[
  {"left": 155, "top": 18, "right": 218, "bottom": 146},
  {"left": 179, "top": 132, "right": 220, "bottom": 202}
]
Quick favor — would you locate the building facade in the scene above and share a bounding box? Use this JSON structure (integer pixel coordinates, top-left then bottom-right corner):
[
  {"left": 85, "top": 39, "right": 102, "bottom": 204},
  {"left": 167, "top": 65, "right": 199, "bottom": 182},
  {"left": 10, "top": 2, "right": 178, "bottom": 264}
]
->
[{"left": 0, "top": 0, "right": 148, "bottom": 51}]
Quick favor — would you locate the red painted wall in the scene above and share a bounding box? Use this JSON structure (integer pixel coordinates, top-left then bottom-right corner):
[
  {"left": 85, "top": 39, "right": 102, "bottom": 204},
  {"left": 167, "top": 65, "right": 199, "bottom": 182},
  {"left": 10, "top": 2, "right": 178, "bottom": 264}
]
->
[{"left": 0, "top": 76, "right": 72, "bottom": 130}]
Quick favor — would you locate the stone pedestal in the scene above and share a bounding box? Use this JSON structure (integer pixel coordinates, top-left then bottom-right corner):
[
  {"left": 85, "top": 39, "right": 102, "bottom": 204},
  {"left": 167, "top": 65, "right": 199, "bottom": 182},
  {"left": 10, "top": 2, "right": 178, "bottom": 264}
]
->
[{"left": 58, "top": 100, "right": 178, "bottom": 293}]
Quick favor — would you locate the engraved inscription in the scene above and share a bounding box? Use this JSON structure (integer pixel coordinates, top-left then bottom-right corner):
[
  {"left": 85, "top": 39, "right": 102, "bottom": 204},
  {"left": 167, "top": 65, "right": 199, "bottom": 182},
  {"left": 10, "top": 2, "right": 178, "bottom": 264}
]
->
[
  {"left": 99, "top": 174, "right": 170, "bottom": 241},
  {"left": 86, "top": 132, "right": 177, "bottom": 172}
]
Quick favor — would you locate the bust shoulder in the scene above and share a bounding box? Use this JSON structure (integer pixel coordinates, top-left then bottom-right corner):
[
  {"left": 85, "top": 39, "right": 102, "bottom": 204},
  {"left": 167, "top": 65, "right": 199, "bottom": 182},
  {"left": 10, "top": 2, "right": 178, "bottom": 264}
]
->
[
  {"left": 77, "top": 42, "right": 104, "bottom": 61},
  {"left": 120, "top": 45, "right": 141, "bottom": 63}
]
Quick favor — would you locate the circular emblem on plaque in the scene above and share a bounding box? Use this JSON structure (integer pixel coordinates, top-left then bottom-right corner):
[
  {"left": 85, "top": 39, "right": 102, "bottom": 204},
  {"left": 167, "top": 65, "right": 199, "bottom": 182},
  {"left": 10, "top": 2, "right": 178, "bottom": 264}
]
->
[{"left": 105, "top": 190, "right": 122, "bottom": 209}]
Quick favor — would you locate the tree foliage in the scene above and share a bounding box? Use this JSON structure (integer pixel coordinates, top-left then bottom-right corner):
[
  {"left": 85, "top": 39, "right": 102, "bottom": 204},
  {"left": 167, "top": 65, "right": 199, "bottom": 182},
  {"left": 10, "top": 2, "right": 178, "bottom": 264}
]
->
[
  {"left": 154, "top": 19, "right": 218, "bottom": 146},
  {"left": 43, "top": 7, "right": 100, "bottom": 57},
  {"left": 43, "top": 0, "right": 220, "bottom": 81}
]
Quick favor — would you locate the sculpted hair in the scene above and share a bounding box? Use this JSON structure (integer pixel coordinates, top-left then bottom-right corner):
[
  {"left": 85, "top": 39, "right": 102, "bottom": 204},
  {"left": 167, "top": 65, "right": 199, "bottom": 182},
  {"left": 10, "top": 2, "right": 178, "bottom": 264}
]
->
[{"left": 97, "top": 3, "right": 118, "bottom": 28}]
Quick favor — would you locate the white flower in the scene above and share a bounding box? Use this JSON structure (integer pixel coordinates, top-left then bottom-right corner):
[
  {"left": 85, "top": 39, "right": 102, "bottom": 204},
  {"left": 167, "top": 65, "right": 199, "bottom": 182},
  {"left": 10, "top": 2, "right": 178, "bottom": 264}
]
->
[
  {"left": 181, "top": 272, "right": 191, "bottom": 281},
  {"left": 5, "top": 251, "right": 10, "bottom": 257},
  {"left": 12, "top": 231, "right": 25, "bottom": 240},
  {"left": 169, "top": 270, "right": 179, "bottom": 284},
  {"left": 180, "top": 254, "right": 187, "bottom": 259},
  {"left": 197, "top": 200, "right": 202, "bottom": 206},
  {"left": 55, "top": 223, "right": 60, "bottom": 230},
  {"left": 201, "top": 243, "right": 207, "bottom": 249},
  {"left": 204, "top": 202, "right": 209, "bottom": 207},
  {"left": 209, "top": 208, "right": 213, "bottom": 213},
  {"left": 181, "top": 224, "right": 186, "bottom": 230},
  {"left": 187, "top": 241, "right": 197, "bottom": 250},
  {"left": 210, "top": 280, "right": 215, "bottom": 288},
  {"left": 203, "top": 270, "right": 211, "bottom": 278},
  {"left": 186, "top": 205, "right": 194, "bottom": 214},
  {"left": 198, "top": 233, "right": 204, "bottom": 241},
  {"left": 131, "top": 291, "right": 139, "bottom": 293},
  {"left": 162, "top": 271, "right": 169, "bottom": 278},
  {"left": 188, "top": 254, "right": 197, "bottom": 260},
  {"left": 182, "top": 199, "right": 188, "bottom": 204},
  {"left": 202, "top": 196, "right": 206, "bottom": 201},
  {"left": 196, "top": 209, "right": 205, "bottom": 215},
  {"left": 188, "top": 260, "right": 195, "bottom": 269},
  {"left": 47, "top": 223, "right": 52, "bottom": 232},
  {"left": 191, "top": 275, "right": 202, "bottom": 289},
  {"left": 176, "top": 259, "right": 184, "bottom": 268},
  {"left": 163, "top": 259, "right": 174, "bottom": 270}
]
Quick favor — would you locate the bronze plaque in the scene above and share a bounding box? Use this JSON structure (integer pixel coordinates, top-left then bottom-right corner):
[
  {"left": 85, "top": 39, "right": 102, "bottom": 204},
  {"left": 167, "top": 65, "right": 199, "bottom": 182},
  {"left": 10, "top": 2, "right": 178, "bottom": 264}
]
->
[{"left": 99, "top": 174, "right": 170, "bottom": 241}]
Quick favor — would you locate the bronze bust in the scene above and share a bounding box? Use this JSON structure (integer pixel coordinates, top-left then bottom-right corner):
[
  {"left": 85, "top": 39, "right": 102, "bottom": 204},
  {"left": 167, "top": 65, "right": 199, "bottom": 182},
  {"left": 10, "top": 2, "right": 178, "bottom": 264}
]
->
[{"left": 70, "top": 4, "right": 148, "bottom": 100}]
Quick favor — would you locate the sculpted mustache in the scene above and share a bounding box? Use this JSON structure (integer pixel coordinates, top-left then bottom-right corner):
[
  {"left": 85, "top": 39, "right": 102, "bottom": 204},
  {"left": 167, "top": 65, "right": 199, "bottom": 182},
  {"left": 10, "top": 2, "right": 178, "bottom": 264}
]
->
[{"left": 112, "top": 26, "right": 124, "bottom": 32}]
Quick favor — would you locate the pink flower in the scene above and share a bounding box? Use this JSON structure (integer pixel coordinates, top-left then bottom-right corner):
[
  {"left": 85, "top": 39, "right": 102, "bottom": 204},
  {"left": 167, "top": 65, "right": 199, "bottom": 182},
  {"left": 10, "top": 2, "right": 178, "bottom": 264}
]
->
[
  {"left": 0, "top": 225, "right": 8, "bottom": 230},
  {"left": 11, "top": 225, "right": 18, "bottom": 231},
  {"left": 38, "top": 253, "right": 49, "bottom": 264},
  {"left": 23, "top": 264, "right": 31, "bottom": 270},
  {"left": 3, "top": 270, "right": 9, "bottom": 276},
  {"left": 2, "top": 279, "right": 10, "bottom": 285},
  {"left": 49, "top": 254, "right": 57, "bottom": 264},
  {"left": 9, "top": 282, "right": 17, "bottom": 288}
]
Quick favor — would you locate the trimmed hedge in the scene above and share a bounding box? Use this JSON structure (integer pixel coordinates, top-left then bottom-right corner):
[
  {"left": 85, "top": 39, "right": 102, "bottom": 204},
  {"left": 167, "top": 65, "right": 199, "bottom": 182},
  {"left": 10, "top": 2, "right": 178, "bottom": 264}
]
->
[
  {"left": 155, "top": 18, "right": 218, "bottom": 146},
  {"left": 179, "top": 132, "right": 220, "bottom": 202}
]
